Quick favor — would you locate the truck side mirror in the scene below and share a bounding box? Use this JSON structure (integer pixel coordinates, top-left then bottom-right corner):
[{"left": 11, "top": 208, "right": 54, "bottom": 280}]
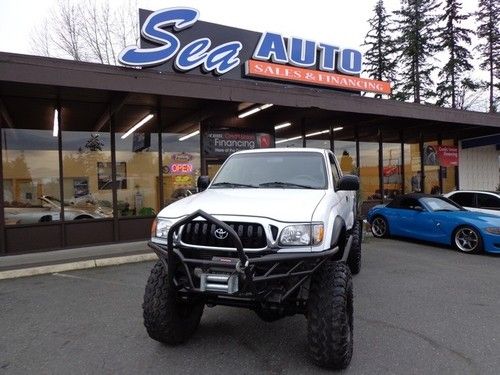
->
[
  {"left": 197, "top": 176, "right": 210, "bottom": 192},
  {"left": 337, "top": 175, "right": 359, "bottom": 191}
]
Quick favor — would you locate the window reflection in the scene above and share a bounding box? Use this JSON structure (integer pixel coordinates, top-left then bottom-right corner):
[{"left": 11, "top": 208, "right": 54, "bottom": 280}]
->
[
  {"left": 62, "top": 130, "right": 113, "bottom": 219},
  {"left": 383, "top": 142, "right": 402, "bottom": 199},
  {"left": 162, "top": 131, "right": 201, "bottom": 207},
  {"left": 404, "top": 143, "right": 422, "bottom": 193},
  {"left": 359, "top": 141, "right": 379, "bottom": 201},
  {"left": 115, "top": 108, "right": 159, "bottom": 217},
  {"left": 3, "top": 113, "right": 61, "bottom": 225}
]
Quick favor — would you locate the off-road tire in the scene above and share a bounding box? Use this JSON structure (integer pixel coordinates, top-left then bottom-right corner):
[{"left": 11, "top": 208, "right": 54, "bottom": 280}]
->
[
  {"left": 143, "top": 260, "right": 204, "bottom": 344},
  {"left": 346, "top": 220, "right": 362, "bottom": 275},
  {"left": 307, "top": 262, "right": 353, "bottom": 369}
]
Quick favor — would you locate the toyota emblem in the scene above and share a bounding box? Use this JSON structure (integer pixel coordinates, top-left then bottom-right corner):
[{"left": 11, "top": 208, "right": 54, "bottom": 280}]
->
[{"left": 214, "top": 228, "right": 229, "bottom": 240}]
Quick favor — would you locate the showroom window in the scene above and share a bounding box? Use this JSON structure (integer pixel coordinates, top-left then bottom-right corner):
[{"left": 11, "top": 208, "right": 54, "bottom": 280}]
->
[
  {"left": 2, "top": 98, "right": 61, "bottom": 225},
  {"left": 334, "top": 127, "right": 357, "bottom": 175},
  {"left": 115, "top": 105, "right": 159, "bottom": 217},
  {"left": 162, "top": 128, "right": 201, "bottom": 207},
  {"left": 61, "top": 100, "right": 113, "bottom": 221},
  {"left": 440, "top": 139, "right": 457, "bottom": 194},
  {"left": 403, "top": 141, "right": 422, "bottom": 194},
  {"left": 423, "top": 140, "right": 440, "bottom": 194},
  {"left": 358, "top": 140, "right": 380, "bottom": 202},
  {"left": 382, "top": 142, "right": 402, "bottom": 199}
]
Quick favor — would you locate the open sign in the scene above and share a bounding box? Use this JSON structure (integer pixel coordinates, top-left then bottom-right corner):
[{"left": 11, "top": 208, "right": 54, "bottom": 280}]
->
[{"left": 171, "top": 163, "right": 193, "bottom": 174}]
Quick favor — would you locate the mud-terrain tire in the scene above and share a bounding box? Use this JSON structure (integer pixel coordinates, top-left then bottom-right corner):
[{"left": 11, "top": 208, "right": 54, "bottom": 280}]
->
[
  {"left": 307, "top": 262, "right": 353, "bottom": 369},
  {"left": 346, "top": 220, "right": 362, "bottom": 275},
  {"left": 143, "top": 260, "right": 204, "bottom": 344}
]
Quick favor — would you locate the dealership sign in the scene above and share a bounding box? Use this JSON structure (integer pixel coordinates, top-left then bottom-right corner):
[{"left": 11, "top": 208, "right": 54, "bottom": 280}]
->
[
  {"left": 118, "top": 7, "right": 391, "bottom": 95},
  {"left": 437, "top": 145, "right": 458, "bottom": 167},
  {"left": 203, "top": 130, "right": 273, "bottom": 158}
]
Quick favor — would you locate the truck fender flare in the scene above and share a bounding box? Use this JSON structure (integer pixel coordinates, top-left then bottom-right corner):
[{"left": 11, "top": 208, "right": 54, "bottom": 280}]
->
[{"left": 330, "top": 216, "right": 346, "bottom": 249}]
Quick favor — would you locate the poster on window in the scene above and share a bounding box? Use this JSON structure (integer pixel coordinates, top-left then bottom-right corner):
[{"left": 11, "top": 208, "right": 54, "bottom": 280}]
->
[
  {"left": 203, "top": 131, "right": 274, "bottom": 158},
  {"left": 423, "top": 144, "right": 439, "bottom": 166},
  {"left": 73, "top": 178, "right": 89, "bottom": 197},
  {"left": 97, "top": 162, "right": 127, "bottom": 190},
  {"left": 437, "top": 145, "right": 458, "bottom": 167}
]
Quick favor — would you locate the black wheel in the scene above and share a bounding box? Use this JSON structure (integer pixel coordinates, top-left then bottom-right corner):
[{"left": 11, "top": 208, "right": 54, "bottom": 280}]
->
[
  {"left": 371, "top": 215, "right": 389, "bottom": 238},
  {"left": 346, "top": 220, "right": 362, "bottom": 275},
  {"left": 143, "top": 260, "right": 204, "bottom": 344},
  {"left": 307, "top": 262, "right": 353, "bottom": 369},
  {"left": 453, "top": 226, "right": 483, "bottom": 254}
]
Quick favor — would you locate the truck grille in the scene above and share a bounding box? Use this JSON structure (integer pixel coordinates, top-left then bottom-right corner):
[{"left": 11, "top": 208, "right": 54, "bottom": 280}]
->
[{"left": 180, "top": 221, "right": 267, "bottom": 249}]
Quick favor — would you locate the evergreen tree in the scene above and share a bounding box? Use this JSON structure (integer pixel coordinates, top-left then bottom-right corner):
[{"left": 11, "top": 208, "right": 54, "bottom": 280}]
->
[
  {"left": 476, "top": 0, "right": 500, "bottom": 112},
  {"left": 393, "top": 0, "right": 441, "bottom": 103},
  {"left": 436, "top": 0, "right": 474, "bottom": 108},
  {"left": 363, "top": 0, "right": 397, "bottom": 98}
]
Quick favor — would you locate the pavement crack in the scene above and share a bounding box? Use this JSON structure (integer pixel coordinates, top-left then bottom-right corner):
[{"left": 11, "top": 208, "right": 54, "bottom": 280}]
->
[
  {"left": 52, "top": 272, "right": 143, "bottom": 288},
  {"left": 357, "top": 315, "right": 479, "bottom": 374}
]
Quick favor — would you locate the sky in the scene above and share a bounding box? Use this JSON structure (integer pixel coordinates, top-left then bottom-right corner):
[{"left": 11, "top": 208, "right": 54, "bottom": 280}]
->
[
  {"left": 0, "top": 0, "right": 419, "bottom": 56},
  {"left": 0, "top": 0, "right": 488, "bottom": 108}
]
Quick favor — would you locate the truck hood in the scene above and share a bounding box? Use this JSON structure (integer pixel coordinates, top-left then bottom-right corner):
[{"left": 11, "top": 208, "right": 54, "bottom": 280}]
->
[{"left": 158, "top": 188, "right": 326, "bottom": 222}]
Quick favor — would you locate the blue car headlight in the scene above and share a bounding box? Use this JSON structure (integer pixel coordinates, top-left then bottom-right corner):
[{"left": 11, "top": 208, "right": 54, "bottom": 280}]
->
[{"left": 485, "top": 227, "right": 500, "bottom": 235}]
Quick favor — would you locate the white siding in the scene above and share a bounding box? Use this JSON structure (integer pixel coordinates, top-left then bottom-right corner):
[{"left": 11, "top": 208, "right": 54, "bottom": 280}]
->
[{"left": 459, "top": 144, "right": 500, "bottom": 190}]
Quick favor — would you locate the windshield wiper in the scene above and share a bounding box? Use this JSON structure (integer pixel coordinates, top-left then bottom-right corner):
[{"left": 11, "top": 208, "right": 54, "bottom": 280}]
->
[
  {"left": 211, "top": 182, "right": 258, "bottom": 188},
  {"left": 259, "top": 181, "right": 315, "bottom": 189}
]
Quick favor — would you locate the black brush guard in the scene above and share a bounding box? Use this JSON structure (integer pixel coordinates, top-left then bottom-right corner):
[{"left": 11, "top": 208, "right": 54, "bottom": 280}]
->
[{"left": 148, "top": 210, "right": 350, "bottom": 304}]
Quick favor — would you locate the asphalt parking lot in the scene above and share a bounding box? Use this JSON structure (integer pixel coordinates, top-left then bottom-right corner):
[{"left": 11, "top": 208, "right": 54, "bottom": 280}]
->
[{"left": 1, "top": 238, "right": 499, "bottom": 374}]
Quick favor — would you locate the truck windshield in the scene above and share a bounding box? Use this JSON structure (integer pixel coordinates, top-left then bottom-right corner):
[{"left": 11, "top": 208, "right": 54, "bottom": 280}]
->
[{"left": 211, "top": 152, "right": 328, "bottom": 189}]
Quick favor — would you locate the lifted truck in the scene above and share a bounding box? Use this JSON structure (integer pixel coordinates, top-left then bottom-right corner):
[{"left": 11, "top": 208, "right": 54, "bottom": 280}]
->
[{"left": 145, "top": 148, "right": 361, "bottom": 369}]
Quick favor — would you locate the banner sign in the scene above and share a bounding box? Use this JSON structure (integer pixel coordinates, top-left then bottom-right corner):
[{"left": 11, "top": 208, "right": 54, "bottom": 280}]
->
[
  {"left": 437, "top": 145, "right": 458, "bottom": 167},
  {"left": 203, "top": 131, "right": 273, "bottom": 158},
  {"left": 118, "top": 7, "right": 391, "bottom": 95}
]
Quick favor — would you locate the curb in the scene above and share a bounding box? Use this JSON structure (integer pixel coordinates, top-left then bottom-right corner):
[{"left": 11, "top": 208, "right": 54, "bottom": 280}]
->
[{"left": 0, "top": 253, "right": 158, "bottom": 281}]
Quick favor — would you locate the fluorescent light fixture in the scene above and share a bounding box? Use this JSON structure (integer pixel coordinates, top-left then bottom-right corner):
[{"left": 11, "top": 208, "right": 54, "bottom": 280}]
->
[
  {"left": 53, "top": 109, "right": 59, "bottom": 137},
  {"left": 306, "top": 129, "right": 329, "bottom": 137},
  {"left": 275, "top": 127, "right": 344, "bottom": 144},
  {"left": 274, "top": 122, "right": 291, "bottom": 130},
  {"left": 276, "top": 135, "right": 302, "bottom": 144},
  {"left": 121, "top": 114, "right": 154, "bottom": 139},
  {"left": 238, "top": 103, "right": 274, "bottom": 119},
  {"left": 179, "top": 129, "right": 200, "bottom": 141}
]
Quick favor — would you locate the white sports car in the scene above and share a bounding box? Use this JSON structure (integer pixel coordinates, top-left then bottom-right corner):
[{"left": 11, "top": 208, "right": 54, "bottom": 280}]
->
[{"left": 5, "top": 195, "right": 112, "bottom": 224}]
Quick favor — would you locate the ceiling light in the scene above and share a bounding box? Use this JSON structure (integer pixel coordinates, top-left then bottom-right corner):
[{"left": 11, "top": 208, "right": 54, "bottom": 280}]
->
[
  {"left": 179, "top": 129, "right": 200, "bottom": 141},
  {"left": 333, "top": 126, "right": 343, "bottom": 131},
  {"left": 306, "top": 129, "right": 329, "bottom": 137},
  {"left": 52, "top": 109, "right": 59, "bottom": 137},
  {"left": 238, "top": 103, "right": 273, "bottom": 119},
  {"left": 274, "top": 122, "right": 291, "bottom": 130},
  {"left": 275, "top": 135, "right": 302, "bottom": 144},
  {"left": 121, "top": 114, "right": 154, "bottom": 139}
]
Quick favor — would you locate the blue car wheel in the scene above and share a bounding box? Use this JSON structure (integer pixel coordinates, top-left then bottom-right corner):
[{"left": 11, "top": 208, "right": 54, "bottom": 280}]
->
[
  {"left": 371, "top": 216, "right": 389, "bottom": 238},
  {"left": 453, "top": 226, "right": 483, "bottom": 254}
]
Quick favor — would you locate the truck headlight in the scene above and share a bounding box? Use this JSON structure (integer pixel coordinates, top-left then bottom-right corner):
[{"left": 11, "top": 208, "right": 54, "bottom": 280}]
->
[
  {"left": 153, "top": 219, "right": 173, "bottom": 239},
  {"left": 485, "top": 227, "right": 500, "bottom": 235},
  {"left": 279, "top": 224, "right": 324, "bottom": 246}
]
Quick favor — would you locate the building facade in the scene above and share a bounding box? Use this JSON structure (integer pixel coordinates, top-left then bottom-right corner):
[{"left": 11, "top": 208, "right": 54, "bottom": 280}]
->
[{"left": 1, "top": 7, "right": 499, "bottom": 254}]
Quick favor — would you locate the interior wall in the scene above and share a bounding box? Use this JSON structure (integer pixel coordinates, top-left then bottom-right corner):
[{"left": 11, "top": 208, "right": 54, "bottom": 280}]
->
[{"left": 459, "top": 144, "right": 500, "bottom": 190}]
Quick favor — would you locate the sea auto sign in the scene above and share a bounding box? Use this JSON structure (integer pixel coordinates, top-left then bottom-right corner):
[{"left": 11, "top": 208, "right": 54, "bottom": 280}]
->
[{"left": 118, "top": 7, "right": 391, "bottom": 95}]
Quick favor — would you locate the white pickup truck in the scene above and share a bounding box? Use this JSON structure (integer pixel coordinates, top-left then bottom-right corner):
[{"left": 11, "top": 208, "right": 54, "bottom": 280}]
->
[{"left": 145, "top": 148, "right": 361, "bottom": 369}]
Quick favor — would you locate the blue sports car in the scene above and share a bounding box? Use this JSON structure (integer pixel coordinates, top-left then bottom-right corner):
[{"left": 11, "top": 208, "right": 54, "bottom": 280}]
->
[{"left": 366, "top": 193, "right": 500, "bottom": 254}]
